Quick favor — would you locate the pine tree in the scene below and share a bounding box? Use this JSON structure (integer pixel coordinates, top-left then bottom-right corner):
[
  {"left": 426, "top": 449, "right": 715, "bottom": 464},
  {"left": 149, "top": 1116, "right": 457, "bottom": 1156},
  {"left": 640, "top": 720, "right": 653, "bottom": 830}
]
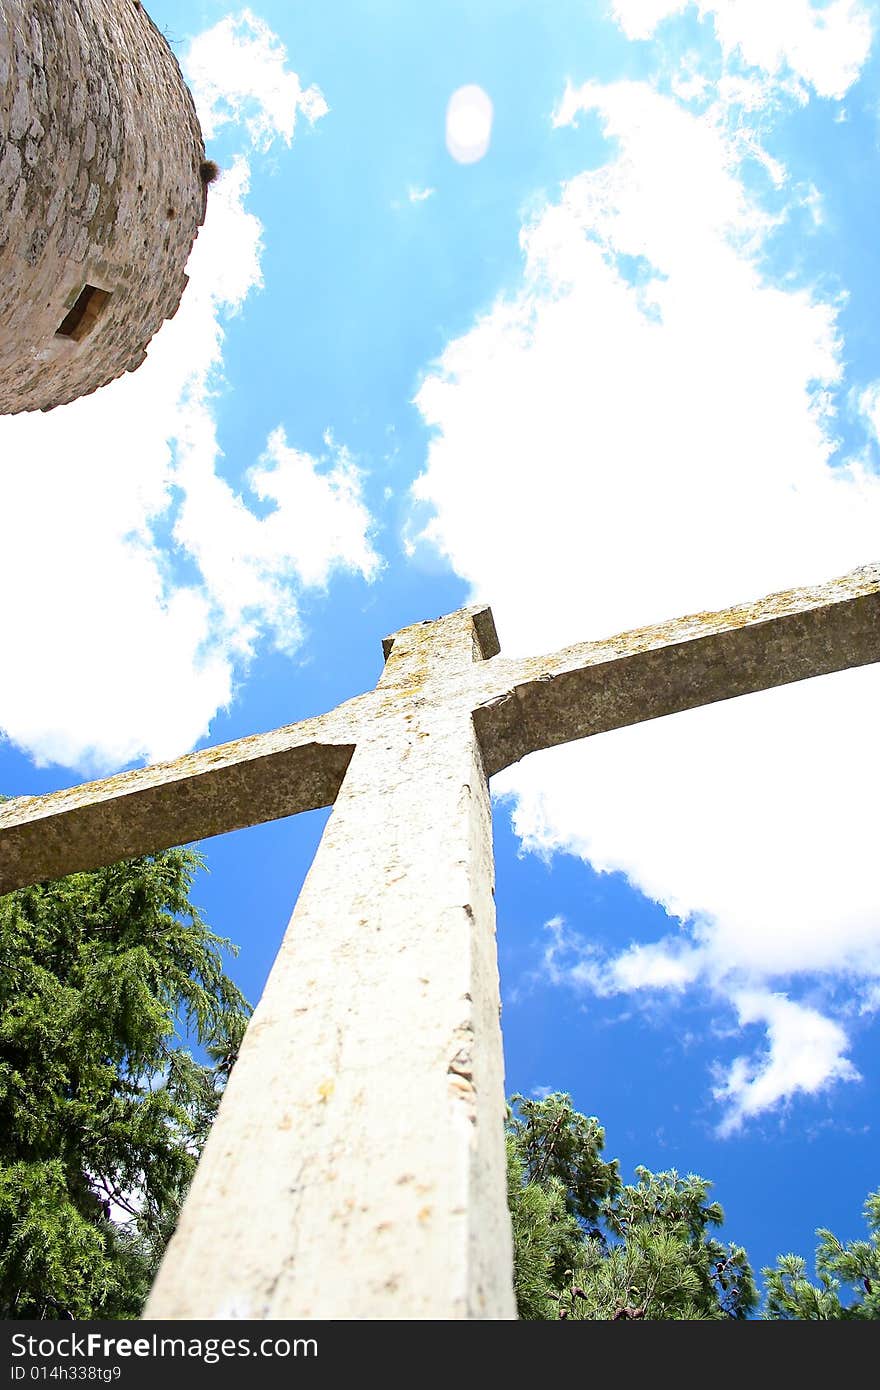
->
[
  {"left": 506, "top": 1092, "right": 618, "bottom": 1319},
  {"left": 506, "top": 1092, "right": 757, "bottom": 1320},
  {"left": 0, "top": 845, "right": 250, "bottom": 1318},
  {"left": 558, "top": 1166, "right": 757, "bottom": 1320},
  {"left": 763, "top": 1189, "right": 880, "bottom": 1319}
]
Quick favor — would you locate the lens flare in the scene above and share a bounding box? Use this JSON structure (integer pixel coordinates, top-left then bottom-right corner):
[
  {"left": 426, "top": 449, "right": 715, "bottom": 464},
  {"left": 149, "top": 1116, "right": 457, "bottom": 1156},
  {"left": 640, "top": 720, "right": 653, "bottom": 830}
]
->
[{"left": 445, "top": 84, "right": 494, "bottom": 164}]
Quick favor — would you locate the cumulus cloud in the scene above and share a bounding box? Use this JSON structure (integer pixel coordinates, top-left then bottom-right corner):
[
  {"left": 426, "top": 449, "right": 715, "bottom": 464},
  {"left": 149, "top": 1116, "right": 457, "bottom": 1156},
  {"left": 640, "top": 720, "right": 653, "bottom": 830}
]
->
[
  {"left": 713, "top": 992, "right": 860, "bottom": 1135},
  {"left": 173, "top": 423, "right": 380, "bottom": 659},
  {"left": 611, "top": 0, "right": 873, "bottom": 99},
  {"left": 0, "top": 19, "right": 374, "bottom": 774},
  {"left": 415, "top": 79, "right": 877, "bottom": 649},
  {"left": 412, "top": 72, "right": 880, "bottom": 1130},
  {"left": 184, "top": 9, "right": 329, "bottom": 149},
  {"left": 530, "top": 913, "right": 698, "bottom": 997}
]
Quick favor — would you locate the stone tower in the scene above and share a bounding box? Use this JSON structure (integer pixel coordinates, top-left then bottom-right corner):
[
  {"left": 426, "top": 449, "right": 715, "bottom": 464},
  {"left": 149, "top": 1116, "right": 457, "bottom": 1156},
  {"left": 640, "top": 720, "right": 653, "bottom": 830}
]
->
[{"left": 0, "top": 0, "right": 209, "bottom": 414}]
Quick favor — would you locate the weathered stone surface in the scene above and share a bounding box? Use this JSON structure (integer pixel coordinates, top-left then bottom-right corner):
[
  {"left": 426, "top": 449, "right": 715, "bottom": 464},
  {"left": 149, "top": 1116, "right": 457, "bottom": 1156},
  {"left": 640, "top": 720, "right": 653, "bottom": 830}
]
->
[
  {"left": 473, "top": 564, "right": 880, "bottom": 776},
  {"left": 1, "top": 565, "right": 878, "bottom": 1319},
  {"left": 145, "top": 610, "right": 514, "bottom": 1319},
  {"left": 3, "top": 567, "right": 876, "bottom": 896},
  {"left": 0, "top": 0, "right": 206, "bottom": 413},
  {"left": 0, "top": 708, "right": 362, "bottom": 895}
]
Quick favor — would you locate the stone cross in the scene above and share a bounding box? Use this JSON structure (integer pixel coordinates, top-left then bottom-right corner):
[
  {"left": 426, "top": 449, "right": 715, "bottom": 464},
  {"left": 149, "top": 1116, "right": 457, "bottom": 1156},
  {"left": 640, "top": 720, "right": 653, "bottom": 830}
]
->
[{"left": 1, "top": 565, "right": 878, "bottom": 1320}]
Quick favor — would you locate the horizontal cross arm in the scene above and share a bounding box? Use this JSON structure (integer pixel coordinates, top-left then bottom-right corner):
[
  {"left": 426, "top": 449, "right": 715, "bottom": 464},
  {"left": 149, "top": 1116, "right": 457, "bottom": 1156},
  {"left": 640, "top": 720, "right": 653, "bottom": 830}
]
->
[
  {"left": 474, "top": 565, "right": 880, "bottom": 777},
  {"left": 0, "top": 712, "right": 360, "bottom": 896}
]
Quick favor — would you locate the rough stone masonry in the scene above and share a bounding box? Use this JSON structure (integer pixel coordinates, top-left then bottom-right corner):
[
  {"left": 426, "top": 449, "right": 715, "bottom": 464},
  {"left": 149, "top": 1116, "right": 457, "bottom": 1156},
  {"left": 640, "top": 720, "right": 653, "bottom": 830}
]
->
[
  {"left": 0, "top": 0, "right": 207, "bottom": 413},
  {"left": 1, "top": 565, "right": 878, "bottom": 1317}
]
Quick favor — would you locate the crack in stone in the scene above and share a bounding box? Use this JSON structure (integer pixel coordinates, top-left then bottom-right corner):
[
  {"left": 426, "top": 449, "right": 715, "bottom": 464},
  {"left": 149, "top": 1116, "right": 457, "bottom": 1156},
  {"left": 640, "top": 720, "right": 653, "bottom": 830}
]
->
[{"left": 448, "top": 1022, "right": 477, "bottom": 1126}]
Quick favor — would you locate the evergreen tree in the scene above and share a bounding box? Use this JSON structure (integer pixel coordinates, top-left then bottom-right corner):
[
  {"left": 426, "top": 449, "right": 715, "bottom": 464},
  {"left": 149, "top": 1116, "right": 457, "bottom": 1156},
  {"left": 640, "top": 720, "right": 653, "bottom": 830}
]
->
[
  {"left": 506, "top": 1092, "right": 618, "bottom": 1318},
  {"left": 559, "top": 1166, "right": 757, "bottom": 1320},
  {"left": 507, "top": 1092, "right": 757, "bottom": 1320},
  {"left": 0, "top": 846, "right": 249, "bottom": 1318},
  {"left": 507, "top": 1092, "right": 621, "bottom": 1234},
  {"left": 763, "top": 1189, "right": 880, "bottom": 1320}
]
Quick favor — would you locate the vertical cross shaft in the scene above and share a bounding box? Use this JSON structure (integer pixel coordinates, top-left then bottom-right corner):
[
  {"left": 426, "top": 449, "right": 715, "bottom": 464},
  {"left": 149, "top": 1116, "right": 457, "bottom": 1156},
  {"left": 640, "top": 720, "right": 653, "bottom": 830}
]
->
[{"left": 143, "top": 609, "right": 516, "bottom": 1320}]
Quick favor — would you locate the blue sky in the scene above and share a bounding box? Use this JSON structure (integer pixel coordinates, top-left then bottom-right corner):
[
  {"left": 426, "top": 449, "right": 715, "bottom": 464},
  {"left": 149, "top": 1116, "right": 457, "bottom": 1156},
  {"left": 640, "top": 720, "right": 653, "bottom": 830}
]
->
[{"left": 2, "top": 0, "right": 880, "bottom": 1302}]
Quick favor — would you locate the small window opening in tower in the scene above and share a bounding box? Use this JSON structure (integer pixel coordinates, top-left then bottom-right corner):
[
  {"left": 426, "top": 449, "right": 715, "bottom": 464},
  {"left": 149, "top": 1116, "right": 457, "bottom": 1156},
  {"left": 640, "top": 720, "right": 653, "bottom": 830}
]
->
[{"left": 55, "top": 286, "right": 112, "bottom": 342}]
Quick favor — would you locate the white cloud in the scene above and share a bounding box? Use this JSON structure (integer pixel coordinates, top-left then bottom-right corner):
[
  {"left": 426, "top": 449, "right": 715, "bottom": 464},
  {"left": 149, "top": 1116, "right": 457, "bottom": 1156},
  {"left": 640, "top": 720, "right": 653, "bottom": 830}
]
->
[
  {"left": 172, "top": 422, "right": 380, "bottom": 659},
  {"left": 611, "top": 940, "right": 702, "bottom": 993},
  {"left": 611, "top": 0, "right": 690, "bottom": 40},
  {"left": 713, "top": 992, "right": 860, "bottom": 1135},
  {"left": 860, "top": 983, "right": 880, "bottom": 1015},
  {"left": 858, "top": 379, "right": 880, "bottom": 445},
  {"left": 534, "top": 912, "right": 699, "bottom": 995},
  {"left": 0, "top": 21, "right": 373, "bottom": 775},
  {"left": 408, "top": 186, "right": 436, "bottom": 203},
  {"left": 184, "top": 8, "right": 329, "bottom": 150},
  {"left": 611, "top": 0, "right": 873, "bottom": 99},
  {"left": 0, "top": 165, "right": 256, "bottom": 771},
  {"left": 415, "top": 79, "right": 875, "bottom": 650},
  {"left": 507, "top": 668, "right": 880, "bottom": 981},
  {"left": 799, "top": 181, "right": 824, "bottom": 226},
  {"left": 412, "top": 75, "right": 880, "bottom": 1131}
]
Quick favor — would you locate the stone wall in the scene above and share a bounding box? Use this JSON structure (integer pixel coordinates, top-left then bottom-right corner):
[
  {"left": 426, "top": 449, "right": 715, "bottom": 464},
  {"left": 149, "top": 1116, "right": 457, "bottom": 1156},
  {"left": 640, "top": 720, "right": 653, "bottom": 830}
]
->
[{"left": 0, "top": 0, "right": 207, "bottom": 414}]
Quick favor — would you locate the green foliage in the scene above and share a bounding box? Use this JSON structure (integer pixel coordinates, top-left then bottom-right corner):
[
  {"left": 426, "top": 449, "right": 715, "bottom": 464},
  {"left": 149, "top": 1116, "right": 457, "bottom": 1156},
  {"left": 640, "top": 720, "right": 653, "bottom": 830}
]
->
[
  {"left": 506, "top": 1092, "right": 619, "bottom": 1320},
  {"left": 763, "top": 1189, "right": 880, "bottom": 1320},
  {"left": 561, "top": 1166, "right": 757, "bottom": 1320},
  {"left": 506, "top": 1092, "right": 757, "bottom": 1320},
  {"left": 507, "top": 1092, "right": 620, "bottom": 1233},
  {"left": 0, "top": 848, "right": 250, "bottom": 1318}
]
